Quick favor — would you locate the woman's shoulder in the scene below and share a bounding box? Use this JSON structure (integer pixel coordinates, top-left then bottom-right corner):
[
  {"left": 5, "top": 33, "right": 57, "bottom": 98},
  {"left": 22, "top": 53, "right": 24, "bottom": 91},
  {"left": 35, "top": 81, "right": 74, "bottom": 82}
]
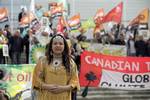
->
[
  {"left": 70, "top": 58, "right": 77, "bottom": 69},
  {"left": 38, "top": 56, "right": 48, "bottom": 64},
  {"left": 70, "top": 58, "right": 75, "bottom": 64}
]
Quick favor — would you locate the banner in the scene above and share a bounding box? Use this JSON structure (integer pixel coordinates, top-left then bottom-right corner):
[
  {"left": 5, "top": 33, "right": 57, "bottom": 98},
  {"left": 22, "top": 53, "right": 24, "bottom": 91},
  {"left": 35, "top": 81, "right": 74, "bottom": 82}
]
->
[
  {"left": 29, "top": 44, "right": 45, "bottom": 64},
  {"left": 80, "top": 51, "right": 150, "bottom": 90},
  {"left": 103, "top": 2, "right": 123, "bottom": 23},
  {"left": 80, "top": 42, "right": 126, "bottom": 56},
  {"left": 0, "top": 64, "right": 35, "bottom": 99},
  {"left": 2, "top": 44, "right": 9, "bottom": 57},
  {"left": 0, "top": 7, "right": 8, "bottom": 23},
  {"left": 29, "top": 41, "right": 126, "bottom": 64}
]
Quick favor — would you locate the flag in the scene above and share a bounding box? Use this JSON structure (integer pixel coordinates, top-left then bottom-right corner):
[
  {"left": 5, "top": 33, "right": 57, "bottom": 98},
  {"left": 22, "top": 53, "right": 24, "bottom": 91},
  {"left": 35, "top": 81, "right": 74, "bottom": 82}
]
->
[
  {"left": 93, "top": 8, "right": 105, "bottom": 37},
  {"left": 20, "top": 12, "right": 35, "bottom": 25},
  {"left": 50, "top": 3, "right": 63, "bottom": 18},
  {"left": 94, "top": 8, "right": 104, "bottom": 24},
  {"left": 93, "top": 24, "right": 104, "bottom": 38},
  {"left": 20, "top": 12, "right": 41, "bottom": 31},
  {"left": 103, "top": 2, "right": 123, "bottom": 23},
  {"left": 49, "top": 2, "right": 58, "bottom": 10},
  {"left": 30, "top": 0, "right": 35, "bottom": 14},
  {"left": 129, "top": 8, "right": 149, "bottom": 26},
  {"left": 0, "top": 7, "right": 8, "bottom": 23},
  {"left": 68, "top": 13, "right": 81, "bottom": 30}
]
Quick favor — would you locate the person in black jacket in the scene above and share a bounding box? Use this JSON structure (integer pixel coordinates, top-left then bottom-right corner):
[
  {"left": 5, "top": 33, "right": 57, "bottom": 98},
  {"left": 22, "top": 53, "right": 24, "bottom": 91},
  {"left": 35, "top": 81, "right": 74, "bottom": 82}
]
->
[
  {"left": 146, "top": 38, "right": 150, "bottom": 57},
  {"left": 135, "top": 35, "right": 146, "bottom": 57},
  {"left": 10, "top": 30, "right": 24, "bottom": 64},
  {"left": 23, "top": 29, "right": 31, "bottom": 64}
]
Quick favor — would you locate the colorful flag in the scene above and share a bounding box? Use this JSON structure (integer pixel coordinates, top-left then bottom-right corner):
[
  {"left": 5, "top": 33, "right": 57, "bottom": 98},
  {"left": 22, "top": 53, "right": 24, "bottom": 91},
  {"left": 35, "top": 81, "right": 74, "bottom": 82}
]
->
[
  {"left": 103, "top": 2, "right": 123, "bottom": 23},
  {"left": 68, "top": 13, "right": 81, "bottom": 30},
  {"left": 94, "top": 8, "right": 104, "bottom": 24},
  {"left": 129, "top": 8, "right": 149, "bottom": 26},
  {"left": 50, "top": 3, "right": 63, "bottom": 18},
  {"left": 20, "top": 12, "right": 41, "bottom": 31},
  {"left": 93, "top": 9, "right": 105, "bottom": 37},
  {"left": 0, "top": 7, "right": 8, "bottom": 23}
]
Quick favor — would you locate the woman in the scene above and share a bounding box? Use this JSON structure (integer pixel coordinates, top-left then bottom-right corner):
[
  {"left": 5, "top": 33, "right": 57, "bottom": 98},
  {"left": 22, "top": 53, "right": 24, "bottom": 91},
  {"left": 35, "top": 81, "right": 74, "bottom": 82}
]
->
[{"left": 32, "top": 34, "right": 80, "bottom": 100}]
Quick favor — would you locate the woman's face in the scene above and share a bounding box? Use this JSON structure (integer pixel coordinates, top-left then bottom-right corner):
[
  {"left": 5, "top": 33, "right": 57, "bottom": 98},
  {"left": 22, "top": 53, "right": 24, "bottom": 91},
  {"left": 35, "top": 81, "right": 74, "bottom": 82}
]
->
[{"left": 52, "top": 36, "right": 65, "bottom": 55}]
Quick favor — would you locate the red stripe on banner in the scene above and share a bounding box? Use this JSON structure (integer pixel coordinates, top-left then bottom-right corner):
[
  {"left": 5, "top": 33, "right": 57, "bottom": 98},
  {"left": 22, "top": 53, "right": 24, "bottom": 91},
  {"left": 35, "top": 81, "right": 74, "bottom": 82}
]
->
[{"left": 83, "top": 51, "right": 150, "bottom": 73}]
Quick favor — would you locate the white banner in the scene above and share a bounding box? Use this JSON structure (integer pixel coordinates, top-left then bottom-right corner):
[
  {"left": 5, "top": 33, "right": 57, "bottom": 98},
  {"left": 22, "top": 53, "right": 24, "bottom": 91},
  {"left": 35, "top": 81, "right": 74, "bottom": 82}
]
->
[
  {"left": 3, "top": 44, "right": 9, "bottom": 57},
  {"left": 99, "top": 70, "right": 150, "bottom": 90}
]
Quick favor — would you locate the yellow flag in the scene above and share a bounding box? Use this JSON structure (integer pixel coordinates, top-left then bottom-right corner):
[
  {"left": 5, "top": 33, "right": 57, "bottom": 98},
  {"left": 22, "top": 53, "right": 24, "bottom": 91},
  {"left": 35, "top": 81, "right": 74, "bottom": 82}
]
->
[{"left": 129, "top": 8, "right": 149, "bottom": 25}]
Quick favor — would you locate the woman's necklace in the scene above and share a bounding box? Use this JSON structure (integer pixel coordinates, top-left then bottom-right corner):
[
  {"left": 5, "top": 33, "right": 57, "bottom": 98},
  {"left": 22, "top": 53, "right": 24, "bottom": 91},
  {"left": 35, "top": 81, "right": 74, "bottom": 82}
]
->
[
  {"left": 52, "top": 54, "right": 62, "bottom": 71},
  {"left": 52, "top": 59, "right": 62, "bottom": 67}
]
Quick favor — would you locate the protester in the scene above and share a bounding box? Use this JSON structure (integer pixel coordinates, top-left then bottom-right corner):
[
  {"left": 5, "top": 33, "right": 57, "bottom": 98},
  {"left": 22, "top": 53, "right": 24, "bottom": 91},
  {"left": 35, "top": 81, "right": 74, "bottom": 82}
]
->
[
  {"left": 32, "top": 34, "right": 80, "bottom": 100},
  {"left": 23, "top": 29, "right": 31, "bottom": 64},
  {"left": 9, "top": 30, "right": 24, "bottom": 64},
  {"left": 0, "top": 29, "right": 8, "bottom": 64},
  {"left": 135, "top": 35, "right": 147, "bottom": 57},
  {"left": 146, "top": 38, "right": 150, "bottom": 57}
]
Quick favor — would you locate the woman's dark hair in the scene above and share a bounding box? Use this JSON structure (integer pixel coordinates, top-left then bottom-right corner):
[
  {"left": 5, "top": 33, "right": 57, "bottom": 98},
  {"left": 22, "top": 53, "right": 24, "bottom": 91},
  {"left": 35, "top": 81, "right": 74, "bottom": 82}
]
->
[
  {"left": 45, "top": 34, "right": 71, "bottom": 73},
  {"left": 0, "top": 69, "right": 4, "bottom": 80},
  {"left": 4, "top": 93, "right": 9, "bottom": 100}
]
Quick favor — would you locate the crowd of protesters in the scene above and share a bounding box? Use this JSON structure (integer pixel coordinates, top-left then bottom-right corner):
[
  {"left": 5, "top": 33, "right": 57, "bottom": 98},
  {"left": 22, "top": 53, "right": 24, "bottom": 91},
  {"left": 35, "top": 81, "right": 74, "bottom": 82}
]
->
[
  {"left": 0, "top": 4, "right": 150, "bottom": 66},
  {"left": 0, "top": 3, "right": 150, "bottom": 100},
  {"left": 93, "top": 23, "right": 150, "bottom": 57}
]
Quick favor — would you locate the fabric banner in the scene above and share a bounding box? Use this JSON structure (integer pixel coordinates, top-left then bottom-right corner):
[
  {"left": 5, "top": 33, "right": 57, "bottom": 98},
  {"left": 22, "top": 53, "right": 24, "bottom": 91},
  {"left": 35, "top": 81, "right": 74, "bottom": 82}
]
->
[
  {"left": 80, "top": 42, "right": 126, "bottom": 56},
  {"left": 29, "top": 42, "right": 126, "bottom": 64},
  {"left": 29, "top": 44, "right": 45, "bottom": 64},
  {"left": 80, "top": 51, "right": 150, "bottom": 90},
  {"left": 2, "top": 44, "right": 9, "bottom": 57},
  {"left": 0, "top": 64, "right": 35, "bottom": 99},
  {"left": 0, "top": 7, "right": 8, "bottom": 23}
]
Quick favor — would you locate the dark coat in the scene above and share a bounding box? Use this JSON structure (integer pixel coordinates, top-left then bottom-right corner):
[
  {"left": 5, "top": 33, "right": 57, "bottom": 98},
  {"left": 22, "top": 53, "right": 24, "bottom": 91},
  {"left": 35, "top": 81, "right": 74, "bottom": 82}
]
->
[{"left": 10, "top": 36, "right": 24, "bottom": 53}]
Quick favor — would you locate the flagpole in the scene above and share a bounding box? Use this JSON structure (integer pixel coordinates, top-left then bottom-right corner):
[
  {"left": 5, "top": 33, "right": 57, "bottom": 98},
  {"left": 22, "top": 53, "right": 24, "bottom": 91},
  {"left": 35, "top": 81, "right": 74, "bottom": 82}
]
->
[
  {"left": 72, "top": 0, "right": 75, "bottom": 15},
  {"left": 10, "top": 0, "right": 14, "bottom": 33}
]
